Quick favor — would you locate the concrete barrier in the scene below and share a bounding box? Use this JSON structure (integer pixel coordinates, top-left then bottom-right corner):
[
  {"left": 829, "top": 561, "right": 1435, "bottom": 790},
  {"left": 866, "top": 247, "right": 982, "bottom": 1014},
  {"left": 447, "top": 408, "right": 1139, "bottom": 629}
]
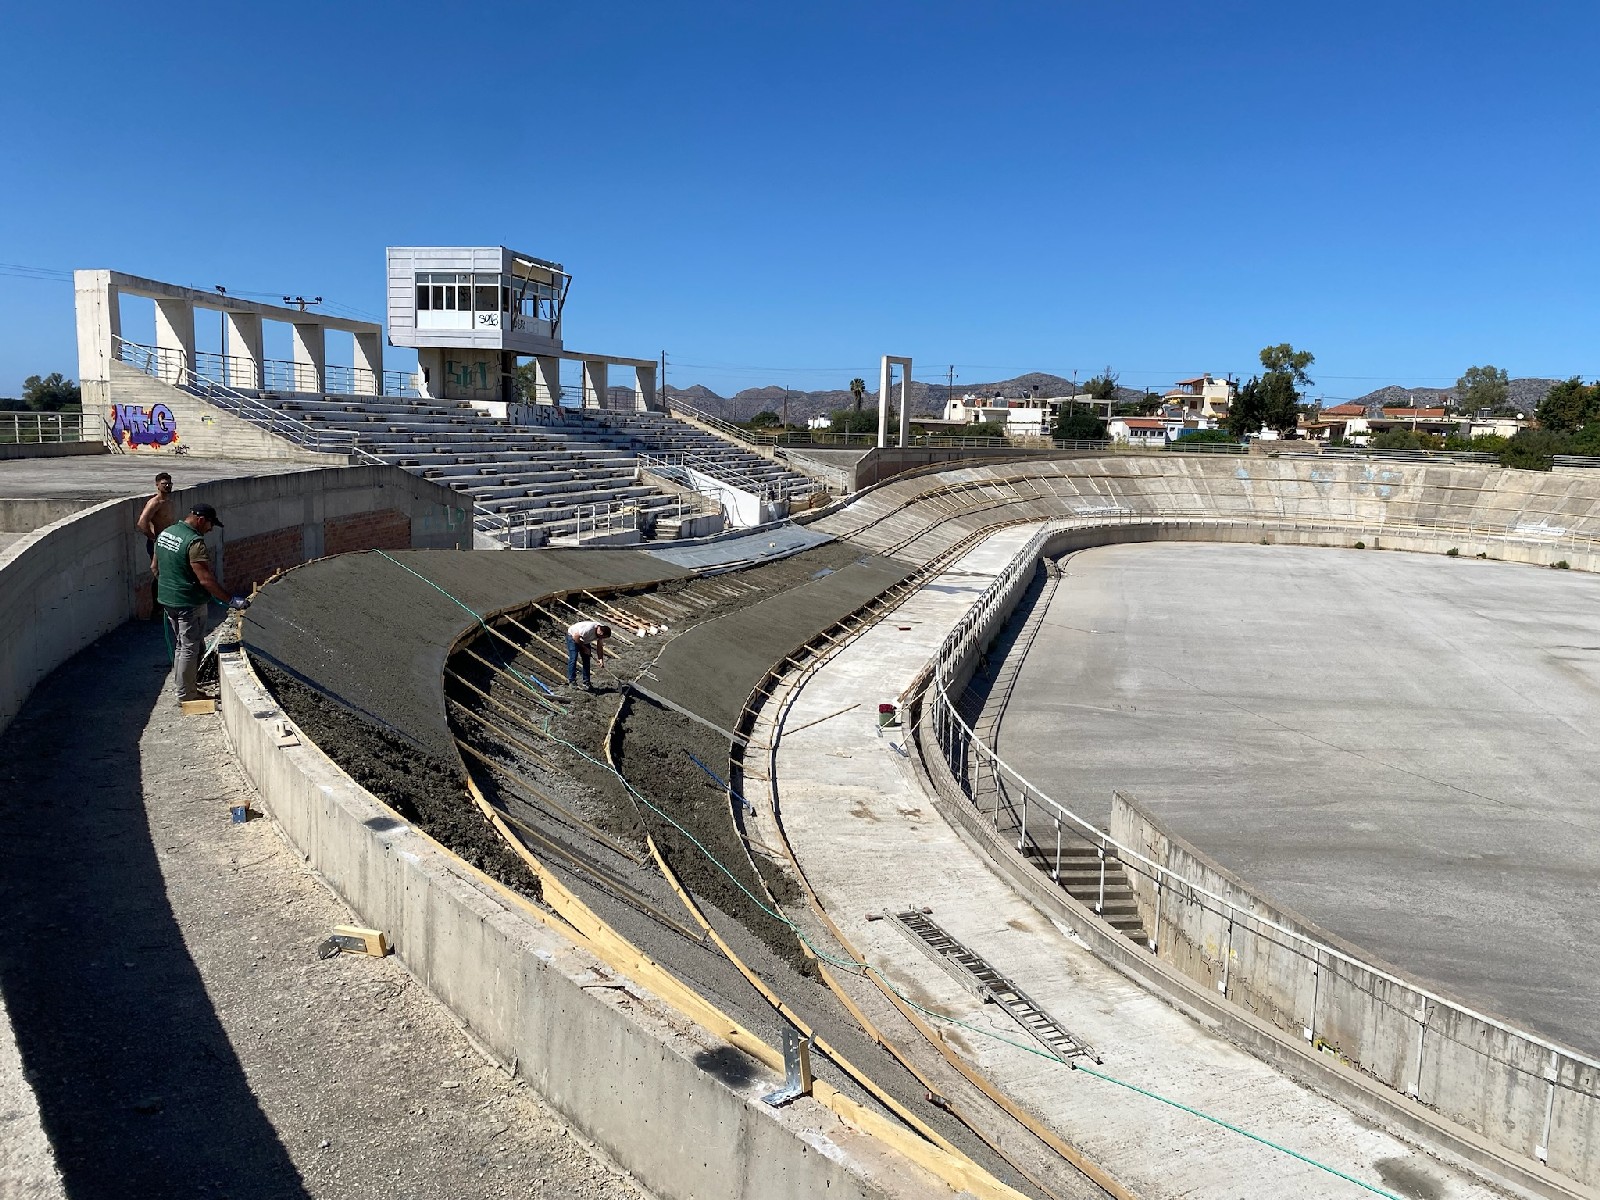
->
[
  {"left": 215, "top": 641, "right": 948, "bottom": 1200},
  {"left": 0, "top": 441, "right": 108, "bottom": 461},
  {"left": 0, "top": 464, "right": 472, "bottom": 733},
  {"left": 1110, "top": 792, "right": 1600, "bottom": 1191}
]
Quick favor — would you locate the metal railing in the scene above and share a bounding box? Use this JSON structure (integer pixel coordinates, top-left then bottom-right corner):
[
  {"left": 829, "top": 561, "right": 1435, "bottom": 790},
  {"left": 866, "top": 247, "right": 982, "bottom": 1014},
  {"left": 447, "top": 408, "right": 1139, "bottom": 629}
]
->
[
  {"left": 0, "top": 410, "right": 87, "bottom": 444},
  {"left": 918, "top": 514, "right": 1599, "bottom": 1175},
  {"left": 638, "top": 450, "right": 813, "bottom": 503},
  {"left": 173, "top": 350, "right": 418, "bottom": 400},
  {"left": 115, "top": 336, "right": 358, "bottom": 455}
]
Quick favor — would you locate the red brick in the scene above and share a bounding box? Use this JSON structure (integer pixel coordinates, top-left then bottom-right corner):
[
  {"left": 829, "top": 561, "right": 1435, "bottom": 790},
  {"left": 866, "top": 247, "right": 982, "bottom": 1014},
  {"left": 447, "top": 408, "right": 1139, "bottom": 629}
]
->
[{"left": 324, "top": 508, "right": 411, "bottom": 557}]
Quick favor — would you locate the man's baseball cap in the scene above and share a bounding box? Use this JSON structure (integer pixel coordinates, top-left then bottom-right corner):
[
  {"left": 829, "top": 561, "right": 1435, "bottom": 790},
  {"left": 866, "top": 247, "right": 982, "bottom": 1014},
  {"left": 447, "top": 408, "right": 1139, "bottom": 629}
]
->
[{"left": 189, "top": 503, "right": 224, "bottom": 527}]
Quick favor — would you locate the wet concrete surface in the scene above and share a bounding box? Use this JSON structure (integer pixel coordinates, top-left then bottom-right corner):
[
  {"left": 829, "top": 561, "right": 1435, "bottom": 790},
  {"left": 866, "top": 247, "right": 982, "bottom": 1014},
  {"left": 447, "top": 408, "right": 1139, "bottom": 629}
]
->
[
  {"left": 244, "top": 548, "right": 692, "bottom": 763},
  {"left": 647, "top": 549, "right": 913, "bottom": 732}
]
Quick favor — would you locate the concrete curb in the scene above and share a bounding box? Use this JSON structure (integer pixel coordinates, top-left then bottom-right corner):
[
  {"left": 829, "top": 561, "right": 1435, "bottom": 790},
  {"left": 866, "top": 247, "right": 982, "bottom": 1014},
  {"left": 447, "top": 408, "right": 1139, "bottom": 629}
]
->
[{"left": 217, "top": 643, "right": 956, "bottom": 1200}]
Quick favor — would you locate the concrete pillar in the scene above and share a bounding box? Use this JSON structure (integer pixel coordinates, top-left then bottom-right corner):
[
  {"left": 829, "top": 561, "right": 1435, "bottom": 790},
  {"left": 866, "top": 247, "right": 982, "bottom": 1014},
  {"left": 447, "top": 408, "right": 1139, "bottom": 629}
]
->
[
  {"left": 224, "top": 311, "right": 264, "bottom": 391},
  {"left": 291, "top": 322, "right": 326, "bottom": 394},
  {"left": 532, "top": 356, "right": 561, "bottom": 405},
  {"left": 154, "top": 298, "right": 195, "bottom": 385},
  {"left": 582, "top": 361, "right": 608, "bottom": 410},
  {"left": 635, "top": 364, "right": 657, "bottom": 412},
  {"left": 899, "top": 365, "right": 912, "bottom": 449},
  {"left": 878, "top": 356, "right": 912, "bottom": 448},
  {"left": 353, "top": 331, "right": 383, "bottom": 396},
  {"left": 416, "top": 348, "right": 444, "bottom": 399},
  {"left": 73, "top": 270, "right": 121, "bottom": 419},
  {"left": 877, "top": 358, "right": 892, "bottom": 449}
]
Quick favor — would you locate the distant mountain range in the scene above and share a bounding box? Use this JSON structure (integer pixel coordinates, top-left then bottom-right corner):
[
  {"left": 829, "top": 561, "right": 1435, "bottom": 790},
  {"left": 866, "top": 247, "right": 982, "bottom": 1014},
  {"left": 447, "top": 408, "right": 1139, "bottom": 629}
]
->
[
  {"left": 1346, "top": 379, "right": 1558, "bottom": 414},
  {"left": 659, "top": 375, "right": 1565, "bottom": 423}
]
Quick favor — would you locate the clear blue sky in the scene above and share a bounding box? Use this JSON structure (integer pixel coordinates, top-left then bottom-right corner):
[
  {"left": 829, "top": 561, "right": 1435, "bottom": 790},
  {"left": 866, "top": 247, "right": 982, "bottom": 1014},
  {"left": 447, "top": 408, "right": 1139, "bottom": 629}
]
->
[{"left": 2, "top": 1, "right": 1596, "bottom": 402}]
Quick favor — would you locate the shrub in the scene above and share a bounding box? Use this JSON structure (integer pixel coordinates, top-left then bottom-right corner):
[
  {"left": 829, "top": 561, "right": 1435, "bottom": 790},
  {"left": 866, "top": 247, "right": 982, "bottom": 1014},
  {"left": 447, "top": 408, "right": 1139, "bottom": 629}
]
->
[
  {"left": 1553, "top": 560, "right": 1571, "bottom": 570},
  {"left": 1446, "top": 547, "right": 1459, "bottom": 557},
  {"left": 1354, "top": 540, "right": 1365, "bottom": 549}
]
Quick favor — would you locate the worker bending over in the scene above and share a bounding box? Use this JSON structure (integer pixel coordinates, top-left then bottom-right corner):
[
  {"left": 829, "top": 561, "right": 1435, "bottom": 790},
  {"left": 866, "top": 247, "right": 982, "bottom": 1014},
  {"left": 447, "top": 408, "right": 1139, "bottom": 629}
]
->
[
  {"left": 153, "top": 503, "right": 250, "bottom": 705},
  {"left": 566, "top": 620, "right": 611, "bottom": 691}
]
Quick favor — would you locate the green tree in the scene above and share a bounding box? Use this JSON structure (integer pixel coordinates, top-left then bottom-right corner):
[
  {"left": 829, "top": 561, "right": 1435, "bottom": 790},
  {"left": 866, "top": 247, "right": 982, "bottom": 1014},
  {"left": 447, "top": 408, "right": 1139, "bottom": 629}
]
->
[
  {"left": 1173, "top": 428, "right": 1238, "bottom": 444},
  {"left": 21, "top": 372, "right": 80, "bottom": 411},
  {"left": 1055, "top": 406, "right": 1107, "bottom": 440},
  {"left": 849, "top": 377, "right": 867, "bottom": 413},
  {"left": 1234, "top": 343, "right": 1314, "bottom": 437},
  {"left": 1084, "top": 366, "right": 1119, "bottom": 402},
  {"left": 1456, "top": 365, "right": 1509, "bottom": 414},
  {"left": 827, "top": 408, "right": 877, "bottom": 434},
  {"left": 1227, "top": 376, "right": 1266, "bottom": 438},
  {"left": 1259, "top": 343, "right": 1315, "bottom": 387},
  {"left": 1535, "top": 377, "right": 1599, "bottom": 434},
  {"left": 1500, "top": 428, "right": 1567, "bottom": 472},
  {"left": 1370, "top": 429, "right": 1442, "bottom": 451},
  {"left": 748, "top": 410, "right": 781, "bottom": 429}
]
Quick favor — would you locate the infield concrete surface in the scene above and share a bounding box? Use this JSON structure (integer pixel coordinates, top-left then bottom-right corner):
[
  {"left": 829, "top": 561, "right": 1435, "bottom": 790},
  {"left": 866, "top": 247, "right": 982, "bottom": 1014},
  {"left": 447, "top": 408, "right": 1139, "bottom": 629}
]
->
[{"left": 996, "top": 541, "right": 1600, "bottom": 1056}]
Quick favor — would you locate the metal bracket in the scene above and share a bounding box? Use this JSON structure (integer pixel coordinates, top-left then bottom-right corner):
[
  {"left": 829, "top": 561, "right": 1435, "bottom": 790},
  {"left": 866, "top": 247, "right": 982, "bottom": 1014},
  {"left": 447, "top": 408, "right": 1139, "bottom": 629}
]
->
[{"left": 761, "top": 1026, "right": 813, "bottom": 1107}]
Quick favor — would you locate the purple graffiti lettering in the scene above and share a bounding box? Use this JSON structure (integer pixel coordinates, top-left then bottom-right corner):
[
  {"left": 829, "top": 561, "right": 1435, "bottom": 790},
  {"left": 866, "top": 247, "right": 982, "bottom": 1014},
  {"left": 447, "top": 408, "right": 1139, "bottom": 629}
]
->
[{"left": 109, "top": 403, "right": 178, "bottom": 449}]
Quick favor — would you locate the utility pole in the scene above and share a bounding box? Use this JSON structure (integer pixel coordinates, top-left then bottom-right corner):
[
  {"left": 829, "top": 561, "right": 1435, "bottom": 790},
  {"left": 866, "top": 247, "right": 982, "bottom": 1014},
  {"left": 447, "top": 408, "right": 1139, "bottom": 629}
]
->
[
  {"left": 947, "top": 364, "right": 956, "bottom": 414},
  {"left": 782, "top": 387, "right": 789, "bottom": 426},
  {"left": 660, "top": 350, "right": 667, "bottom": 413},
  {"left": 283, "top": 295, "right": 323, "bottom": 312}
]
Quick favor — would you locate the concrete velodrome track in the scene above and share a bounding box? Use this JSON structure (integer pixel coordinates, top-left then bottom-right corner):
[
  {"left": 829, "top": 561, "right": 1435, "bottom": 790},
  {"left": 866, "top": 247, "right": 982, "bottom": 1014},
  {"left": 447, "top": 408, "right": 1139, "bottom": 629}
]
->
[{"left": 8, "top": 450, "right": 1600, "bottom": 1200}]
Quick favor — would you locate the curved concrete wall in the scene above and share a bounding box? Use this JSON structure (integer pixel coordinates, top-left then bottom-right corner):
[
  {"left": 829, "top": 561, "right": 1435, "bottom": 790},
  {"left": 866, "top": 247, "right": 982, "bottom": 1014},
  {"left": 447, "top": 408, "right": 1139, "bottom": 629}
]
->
[{"left": 0, "top": 464, "right": 472, "bottom": 732}]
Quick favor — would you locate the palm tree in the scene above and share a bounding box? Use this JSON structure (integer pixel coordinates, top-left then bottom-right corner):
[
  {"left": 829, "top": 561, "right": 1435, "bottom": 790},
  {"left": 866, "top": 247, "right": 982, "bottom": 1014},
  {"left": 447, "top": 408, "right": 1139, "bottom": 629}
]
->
[{"left": 850, "top": 377, "right": 866, "bottom": 413}]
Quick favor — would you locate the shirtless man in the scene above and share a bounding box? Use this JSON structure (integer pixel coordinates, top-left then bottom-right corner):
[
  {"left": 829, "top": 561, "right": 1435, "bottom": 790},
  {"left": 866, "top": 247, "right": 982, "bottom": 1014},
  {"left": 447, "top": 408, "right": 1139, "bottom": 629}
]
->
[{"left": 137, "top": 472, "right": 175, "bottom": 569}]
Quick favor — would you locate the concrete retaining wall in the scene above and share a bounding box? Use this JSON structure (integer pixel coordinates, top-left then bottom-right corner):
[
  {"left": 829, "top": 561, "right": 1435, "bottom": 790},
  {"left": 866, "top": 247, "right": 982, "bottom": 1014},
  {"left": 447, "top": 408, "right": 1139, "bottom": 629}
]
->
[
  {"left": 216, "top": 646, "right": 938, "bottom": 1200},
  {"left": 105, "top": 360, "right": 344, "bottom": 464},
  {"left": 0, "top": 497, "right": 101, "bottom": 534},
  {"left": 1110, "top": 792, "right": 1600, "bottom": 1189},
  {"left": 0, "top": 440, "right": 107, "bottom": 461},
  {"left": 0, "top": 465, "right": 472, "bottom": 733}
]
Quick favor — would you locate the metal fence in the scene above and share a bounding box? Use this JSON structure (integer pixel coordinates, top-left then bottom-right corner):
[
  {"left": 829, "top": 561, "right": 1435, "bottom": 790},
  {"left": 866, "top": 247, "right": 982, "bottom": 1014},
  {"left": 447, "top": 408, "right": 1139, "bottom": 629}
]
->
[
  {"left": 919, "top": 515, "right": 1599, "bottom": 1180},
  {"left": 0, "top": 411, "right": 87, "bottom": 444}
]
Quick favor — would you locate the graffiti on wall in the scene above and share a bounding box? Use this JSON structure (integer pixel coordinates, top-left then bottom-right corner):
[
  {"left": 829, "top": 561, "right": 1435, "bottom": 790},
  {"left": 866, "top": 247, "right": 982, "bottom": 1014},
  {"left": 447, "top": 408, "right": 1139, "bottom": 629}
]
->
[
  {"left": 445, "top": 358, "right": 493, "bottom": 393},
  {"left": 109, "top": 403, "right": 179, "bottom": 449}
]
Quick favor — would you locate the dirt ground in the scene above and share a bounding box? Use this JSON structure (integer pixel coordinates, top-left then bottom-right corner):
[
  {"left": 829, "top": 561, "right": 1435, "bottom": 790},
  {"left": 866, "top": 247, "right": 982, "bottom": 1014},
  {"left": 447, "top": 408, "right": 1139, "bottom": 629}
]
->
[{"left": 0, "top": 620, "right": 656, "bottom": 1200}]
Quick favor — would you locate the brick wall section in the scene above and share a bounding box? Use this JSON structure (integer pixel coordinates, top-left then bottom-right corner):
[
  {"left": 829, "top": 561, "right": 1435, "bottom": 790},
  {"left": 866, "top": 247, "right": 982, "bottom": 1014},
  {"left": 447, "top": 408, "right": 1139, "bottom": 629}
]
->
[
  {"left": 323, "top": 508, "right": 412, "bottom": 557},
  {"left": 223, "top": 527, "right": 305, "bottom": 594}
]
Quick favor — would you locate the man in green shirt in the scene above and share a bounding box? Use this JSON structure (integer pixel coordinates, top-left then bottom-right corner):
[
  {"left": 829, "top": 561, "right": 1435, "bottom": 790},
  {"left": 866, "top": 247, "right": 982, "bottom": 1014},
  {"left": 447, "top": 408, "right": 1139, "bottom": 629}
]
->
[{"left": 153, "top": 503, "right": 249, "bottom": 704}]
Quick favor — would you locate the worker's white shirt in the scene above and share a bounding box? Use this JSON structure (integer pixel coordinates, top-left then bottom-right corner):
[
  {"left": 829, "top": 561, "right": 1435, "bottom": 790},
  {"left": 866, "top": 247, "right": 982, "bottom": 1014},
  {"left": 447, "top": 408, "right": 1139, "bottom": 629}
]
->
[{"left": 568, "top": 620, "right": 603, "bottom": 645}]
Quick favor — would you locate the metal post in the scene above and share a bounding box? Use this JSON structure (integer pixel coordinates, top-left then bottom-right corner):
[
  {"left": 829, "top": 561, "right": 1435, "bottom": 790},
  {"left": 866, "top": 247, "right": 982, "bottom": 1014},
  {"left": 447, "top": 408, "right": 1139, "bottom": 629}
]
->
[
  {"left": 1537, "top": 1050, "right": 1558, "bottom": 1164},
  {"left": 1052, "top": 818, "right": 1061, "bottom": 881},
  {"left": 1017, "top": 790, "right": 1028, "bottom": 852},
  {"left": 1149, "top": 877, "right": 1162, "bottom": 953},
  {"left": 1096, "top": 847, "right": 1106, "bottom": 914},
  {"left": 1219, "top": 913, "right": 1234, "bottom": 995}
]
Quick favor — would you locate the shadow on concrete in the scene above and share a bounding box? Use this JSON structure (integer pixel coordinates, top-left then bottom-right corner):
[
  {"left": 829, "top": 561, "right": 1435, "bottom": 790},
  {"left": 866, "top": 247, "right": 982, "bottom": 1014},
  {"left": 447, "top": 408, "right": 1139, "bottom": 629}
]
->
[{"left": 0, "top": 622, "right": 309, "bottom": 1199}]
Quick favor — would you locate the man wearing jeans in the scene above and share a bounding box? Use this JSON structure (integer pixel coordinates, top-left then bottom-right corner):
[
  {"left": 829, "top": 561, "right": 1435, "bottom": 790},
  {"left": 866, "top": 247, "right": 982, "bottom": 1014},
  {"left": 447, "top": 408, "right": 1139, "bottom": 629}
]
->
[
  {"left": 565, "top": 620, "right": 611, "bottom": 691},
  {"left": 153, "top": 503, "right": 249, "bottom": 705}
]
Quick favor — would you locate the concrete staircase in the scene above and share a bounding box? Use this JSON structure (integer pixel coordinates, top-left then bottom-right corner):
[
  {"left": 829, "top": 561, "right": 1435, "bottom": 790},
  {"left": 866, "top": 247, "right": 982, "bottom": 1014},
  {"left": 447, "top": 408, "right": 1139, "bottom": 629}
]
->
[
  {"left": 565, "top": 411, "right": 827, "bottom": 502},
  {"left": 1022, "top": 841, "right": 1150, "bottom": 943},
  {"left": 243, "top": 393, "right": 719, "bottom": 544}
]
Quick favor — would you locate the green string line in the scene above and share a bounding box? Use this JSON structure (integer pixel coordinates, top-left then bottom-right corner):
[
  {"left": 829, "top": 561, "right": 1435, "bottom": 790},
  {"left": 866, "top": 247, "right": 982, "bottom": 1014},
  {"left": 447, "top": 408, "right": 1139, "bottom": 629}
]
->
[
  {"left": 374, "top": 549, "right": 560, "bottom": 700},
  {"left": 383, "top": 553, "right": 1404, "bottom": 1200}
]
